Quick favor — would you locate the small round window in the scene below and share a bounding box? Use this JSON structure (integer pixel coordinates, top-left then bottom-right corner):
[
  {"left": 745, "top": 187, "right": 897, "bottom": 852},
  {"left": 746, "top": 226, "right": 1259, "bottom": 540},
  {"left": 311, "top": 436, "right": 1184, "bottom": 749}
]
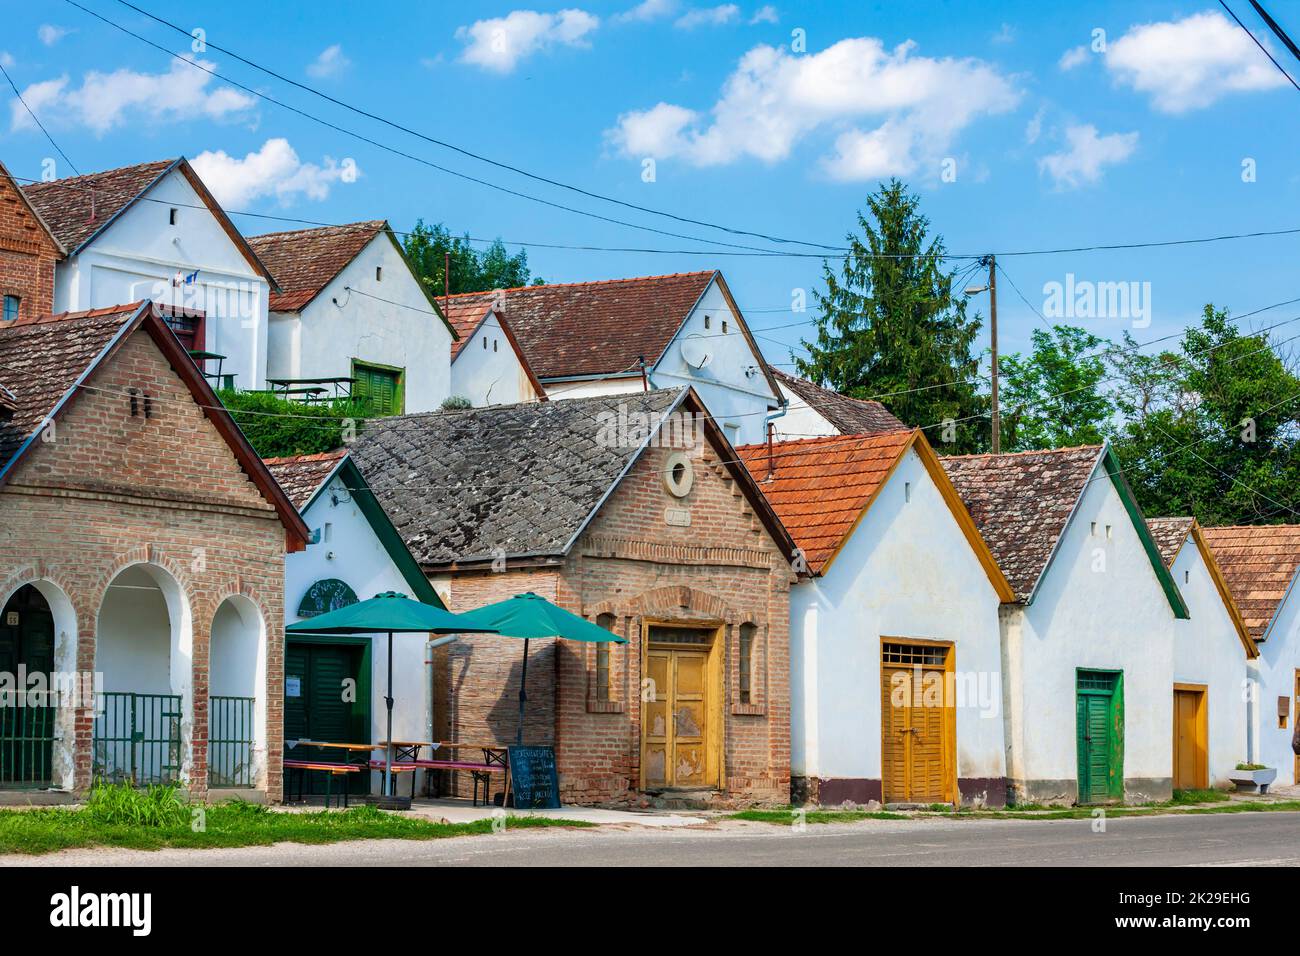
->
[{"left": 663, "top": 451, "right": 694, "bottom": 498}]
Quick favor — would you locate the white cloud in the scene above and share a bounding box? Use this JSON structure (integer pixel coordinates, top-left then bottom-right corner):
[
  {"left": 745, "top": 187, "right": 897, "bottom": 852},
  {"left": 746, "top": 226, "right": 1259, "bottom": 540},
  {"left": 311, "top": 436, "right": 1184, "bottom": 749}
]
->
[
  {"left": 8, "top": 57, "right": 255, "bottom": 135},
  {"left": 190, "top": 138, "right": 359, "bottom": 208},
  {"left": 616, "top": 0, "right": 677, "bottom": 23},
  {"left": 607, "top": 37, "right": 1019, "bottom": 180},
  {"left": 306, "top": 44, "right": 350, "bottom": 79},
  {"left": 675, "top": 4, "right": 740, "bottom": 29},
  {"left": 1058, "top": 45, "right": 1088, "bottom": 70},
  {"left": 37, "top": 25, "right": 70, "bottom": 46},
  {"left": 750, "top": 5, "right": 778, "bottom": 25},
  {"left": 0, "top": 53, "right": 14, "bottom": 70},
  {"left": 456, "top": 9, "right": 599, "bottom": 73},
  {"left": 1105, "top": 11, "right": 1288, "bottom": 113},
  {"left": 1024, "top": 106, "right": 1045, "bottom": 145},
  {"left": 1038, "top": 124, "right": 1137, "bottom": 188},
  {"left": 991, "top": 23, "right": 1015, "bottom": 44}
]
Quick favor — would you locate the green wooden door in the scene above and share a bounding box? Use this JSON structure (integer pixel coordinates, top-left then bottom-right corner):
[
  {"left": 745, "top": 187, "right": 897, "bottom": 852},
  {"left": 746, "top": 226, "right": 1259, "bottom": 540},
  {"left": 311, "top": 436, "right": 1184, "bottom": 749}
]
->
[
  {"left": 0, "top": 585, "right": 56, "bottom": 786},
  {"left": 284, "top": 641, "right": 369, "bottom": 794},
  {"left": 1076, "top": 670, "right": 1124, "bottom": 804}
]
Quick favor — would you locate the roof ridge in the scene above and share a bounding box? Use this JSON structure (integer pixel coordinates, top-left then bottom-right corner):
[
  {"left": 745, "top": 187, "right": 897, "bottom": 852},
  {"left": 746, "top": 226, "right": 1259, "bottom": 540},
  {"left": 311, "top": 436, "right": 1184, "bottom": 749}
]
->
[
  {"left": 735, "top": 429, "right": 913, "bottom": 451},
  {"left": 19, "top": 158, "right": 176, "bottom": 189},
  {"left": 263, "top": 449, "right": 349, "bottom": 465},
  {"left": 442, "top": 269, "right": 717, "bottom": 299},
  {"left": 0, "top": 301, "right": 147, "bottom": 328},
  {"left": 248, "top": 220, "right": 388, "bottom": 242},
  {"left": 942, "top": 443, "right": 1105, "bottom": 461}
]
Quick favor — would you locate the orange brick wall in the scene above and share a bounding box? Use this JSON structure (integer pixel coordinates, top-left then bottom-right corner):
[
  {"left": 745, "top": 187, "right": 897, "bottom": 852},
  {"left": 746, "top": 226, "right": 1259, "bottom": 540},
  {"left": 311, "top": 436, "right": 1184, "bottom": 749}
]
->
[
  {"left": 0, "top": 171, "right": 59, "bottom": 321},
  {"left": 0, "top": 328, "right": 287, "bottom": 799},
  {"left": 441, "top": 437, "right": 793, "bottom": 807}
]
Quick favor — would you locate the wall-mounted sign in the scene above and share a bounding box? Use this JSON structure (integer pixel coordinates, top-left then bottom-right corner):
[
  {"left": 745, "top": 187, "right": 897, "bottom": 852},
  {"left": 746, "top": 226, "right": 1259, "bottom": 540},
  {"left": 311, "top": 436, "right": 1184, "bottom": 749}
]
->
[
  {"left": 286, "top": 677, "right": 302, "bottom": 698},
  {"left": 5, "top": 611, "right": 18, "bottom": 627}
]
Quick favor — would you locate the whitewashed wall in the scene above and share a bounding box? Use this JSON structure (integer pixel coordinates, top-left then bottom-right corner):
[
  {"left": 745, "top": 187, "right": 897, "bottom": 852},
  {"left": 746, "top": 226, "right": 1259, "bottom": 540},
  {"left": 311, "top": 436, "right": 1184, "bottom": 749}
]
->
[
  {"left": 1004, "top": 470, "right": 1177, "bottom": 803},
  {"left": 790, "top": 448, "right": 1007, "bottom": 804},
  {"left": 1251, "top": 587, "right": 1299, "bottom": 785},
  {"left": 1169, "top": 541, "right": 1251, "bottom": 786},
  {"left": 53, "top": 167, "right": 271, "bottom": 390},
  {"left": 267, "top": 235, "right": 452, "bottom": 413},
  {"left": 772, "top": 381, "right": 837, "bottom": 440},
  {"left": 450, "top": 312, "right": 538, "bottom": 406},
  {"left": 285, "top": 471, "right": 431, "bottom": 789}
]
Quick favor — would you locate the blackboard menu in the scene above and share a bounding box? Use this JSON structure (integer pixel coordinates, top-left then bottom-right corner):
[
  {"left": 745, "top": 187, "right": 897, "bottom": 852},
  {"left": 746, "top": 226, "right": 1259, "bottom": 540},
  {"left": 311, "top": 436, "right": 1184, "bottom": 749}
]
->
[{"left": 507, "top": 746, "right": 561, "bottom": 810}]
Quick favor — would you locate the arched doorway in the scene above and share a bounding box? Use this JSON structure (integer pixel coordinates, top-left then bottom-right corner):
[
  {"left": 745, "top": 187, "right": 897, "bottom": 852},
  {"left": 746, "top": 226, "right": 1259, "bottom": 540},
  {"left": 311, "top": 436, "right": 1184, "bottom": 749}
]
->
[
  {"left": 94, "top": 565, "right": 192, "bottom": 786},
  {"left": 210, "top": 596, "right": 266, "bottom": 789},
  {"left": 0, "top": 585, "right": 55, "bottom": 787}
]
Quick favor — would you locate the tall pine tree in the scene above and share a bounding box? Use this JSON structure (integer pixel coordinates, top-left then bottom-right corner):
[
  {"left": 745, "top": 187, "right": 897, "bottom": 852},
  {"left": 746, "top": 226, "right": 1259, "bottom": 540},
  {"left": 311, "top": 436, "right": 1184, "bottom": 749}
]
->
[{"left": 796, "top": 180, "right": 986, "bottom": 452}]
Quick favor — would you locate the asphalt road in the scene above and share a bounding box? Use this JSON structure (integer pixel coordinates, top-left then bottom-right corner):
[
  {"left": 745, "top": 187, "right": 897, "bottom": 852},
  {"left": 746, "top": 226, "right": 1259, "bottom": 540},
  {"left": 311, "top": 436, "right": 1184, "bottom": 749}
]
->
[{"left": 6, "top": 810, "right": 1300, "bottom": 867}]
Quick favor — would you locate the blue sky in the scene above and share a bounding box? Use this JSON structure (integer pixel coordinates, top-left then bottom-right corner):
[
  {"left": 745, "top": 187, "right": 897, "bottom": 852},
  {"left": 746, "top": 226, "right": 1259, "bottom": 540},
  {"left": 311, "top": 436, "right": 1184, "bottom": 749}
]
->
[{"left": 3, "top": 0, "right": 1299, "bottom": 374}]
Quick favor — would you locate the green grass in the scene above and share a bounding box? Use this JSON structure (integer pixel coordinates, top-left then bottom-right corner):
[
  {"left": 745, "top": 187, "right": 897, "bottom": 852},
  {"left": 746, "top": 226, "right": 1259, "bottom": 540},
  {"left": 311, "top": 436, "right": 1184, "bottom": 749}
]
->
[
  {"left": 0, "top": 796, "right": 591, "bottom": 856},
  {"left": 1170, "top": 788, "right": 1231, "bottom": 804}
]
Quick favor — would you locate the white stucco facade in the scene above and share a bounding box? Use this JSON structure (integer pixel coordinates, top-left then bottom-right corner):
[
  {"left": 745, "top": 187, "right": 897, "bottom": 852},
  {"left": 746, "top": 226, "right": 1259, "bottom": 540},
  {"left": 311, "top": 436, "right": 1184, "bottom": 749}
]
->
[
  {"left": 790, "top": 448, "right": 1008, "bottom": 806},
  {"left": 1001, "top": 468, "right": 1180, "bottom": 804},
  {"left": 52, "top": 166, "right": 271, "bottom": 391},
  {"left": 1249, "top": 583, "right": 1300, "bottom": 786},
  {"left": 266, "top": 234, "right": 452, "bottom": 414},
  {"left": 773, "top": 380, "right": 837, "bottom": 440},
  {"left": 1168, "top": 538, "right": 1253, "bottom": 787},
  {"left": 450, "top": 310, "right": 539, "bottom": 406},
  {"left": 285, "top": 469, "right": 433, "bottom": 789}
]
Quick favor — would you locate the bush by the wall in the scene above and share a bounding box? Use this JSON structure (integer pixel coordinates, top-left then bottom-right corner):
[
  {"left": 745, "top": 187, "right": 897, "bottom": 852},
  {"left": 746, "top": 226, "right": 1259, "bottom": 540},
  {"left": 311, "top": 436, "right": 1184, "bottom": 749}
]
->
[{"left": 216, "top": 389, "right": 371, "bottom": 459}]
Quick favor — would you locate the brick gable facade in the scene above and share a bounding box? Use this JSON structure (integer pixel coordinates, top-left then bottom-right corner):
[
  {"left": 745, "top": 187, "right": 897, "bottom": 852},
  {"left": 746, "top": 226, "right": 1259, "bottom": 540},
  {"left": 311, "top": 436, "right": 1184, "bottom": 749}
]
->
[
  {"left": 0, "top": 323, "right": 288, "bottom": 800},
  {"left": 0, "top": 165, "right": 60, "bottom": 322},
  {"left": 438, "top": 438, "right": 793, "bottom": 807}
]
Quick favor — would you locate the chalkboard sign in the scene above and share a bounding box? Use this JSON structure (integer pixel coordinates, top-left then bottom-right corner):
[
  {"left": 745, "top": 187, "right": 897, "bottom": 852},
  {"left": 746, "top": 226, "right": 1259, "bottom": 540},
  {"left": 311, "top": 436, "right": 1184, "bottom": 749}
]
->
[{"left": 507, "top": 746, "right": 561, "bottom": 810}]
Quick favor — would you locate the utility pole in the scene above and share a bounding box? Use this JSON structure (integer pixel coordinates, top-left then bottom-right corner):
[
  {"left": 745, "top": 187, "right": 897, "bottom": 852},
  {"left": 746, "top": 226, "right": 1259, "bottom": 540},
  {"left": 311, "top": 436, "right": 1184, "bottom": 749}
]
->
[{"left": 987, "top": 253, "right": 1000, "bottom": 454}]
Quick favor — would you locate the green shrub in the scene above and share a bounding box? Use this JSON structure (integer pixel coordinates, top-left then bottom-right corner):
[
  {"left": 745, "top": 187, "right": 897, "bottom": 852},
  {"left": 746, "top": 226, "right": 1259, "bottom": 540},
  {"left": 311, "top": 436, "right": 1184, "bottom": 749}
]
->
[
  {"left": 85, "top": 780, "right": 188, "bottom": 828},
  {"left": 216, "top": 389, "right": 372, "bottom": 459},
  {"left": 440, "top": 395, "right": 473, "bottom": 410}
]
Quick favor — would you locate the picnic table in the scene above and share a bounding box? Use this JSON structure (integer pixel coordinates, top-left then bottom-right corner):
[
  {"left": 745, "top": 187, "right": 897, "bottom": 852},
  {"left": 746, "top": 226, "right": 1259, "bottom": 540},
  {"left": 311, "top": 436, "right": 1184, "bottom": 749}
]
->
[
  {"left": 284, "top": 741, "right": 376, "bottom": 808},
  {"left": 376, "top": 740, "right": 508, "bottom": 807},
  {"left": 267, "top": 376, "right": 357, "bottom": 401}
]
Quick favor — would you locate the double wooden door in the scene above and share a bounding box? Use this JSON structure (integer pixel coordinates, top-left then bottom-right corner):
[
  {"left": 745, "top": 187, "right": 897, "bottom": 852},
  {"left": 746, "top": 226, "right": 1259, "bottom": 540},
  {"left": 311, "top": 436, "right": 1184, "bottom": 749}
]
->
[
  {"left": 642, "top": 646, "right": 708, "bottom": 789},
  {"left": 880, "top": 641, "right": 953, "bottom": 804}
]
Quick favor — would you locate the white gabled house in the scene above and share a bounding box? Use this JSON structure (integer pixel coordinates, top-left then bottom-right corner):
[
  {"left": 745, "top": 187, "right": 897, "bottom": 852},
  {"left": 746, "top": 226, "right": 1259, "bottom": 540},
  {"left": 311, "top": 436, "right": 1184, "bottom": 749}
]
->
[
  {"left": 21, "top": 158, "right": 277, "bottom": 391},
  {"left": 1148, "top": 518, "right": 1258, "bottom": 789},
  {"left": 943, "top": 444, "right": 1189, "bottom": 805},
  {"left": 442, "top": 271, "right": 784, "bottom": 445},
  {"left": 264, "top": 450, "right": 445, "bottom": 796},
  {"left": 770, "top": 368, "right": 906, "bottom": 439},
  {"left": 248, "top": 222, "right": 456, "bottom": 414},
  {"left": 443, "top": 300, "right": 545, "bottom": 406},
  {"left": 738, "top": 429, "right": 1015, "bottom": 807},
  {"left": 1202, "top": 525, "right": 1300, "bottom": 787}
]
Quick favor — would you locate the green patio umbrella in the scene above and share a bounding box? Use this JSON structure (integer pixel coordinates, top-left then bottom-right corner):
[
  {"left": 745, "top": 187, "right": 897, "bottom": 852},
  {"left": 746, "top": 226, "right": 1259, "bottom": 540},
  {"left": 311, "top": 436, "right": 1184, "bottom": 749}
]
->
[
  {"left": 454, "top": 592, "right": 627, "bottom": 746},
  {"left": 285, "top": 591, "right": 497, "bottom": 799}
]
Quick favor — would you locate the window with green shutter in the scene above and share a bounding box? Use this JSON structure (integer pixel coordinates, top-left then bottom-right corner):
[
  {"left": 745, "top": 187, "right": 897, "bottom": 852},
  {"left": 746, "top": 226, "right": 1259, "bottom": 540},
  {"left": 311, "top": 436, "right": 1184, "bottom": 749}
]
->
[{"left": 352, "top": 360, "right": 404, "bottom": 416}]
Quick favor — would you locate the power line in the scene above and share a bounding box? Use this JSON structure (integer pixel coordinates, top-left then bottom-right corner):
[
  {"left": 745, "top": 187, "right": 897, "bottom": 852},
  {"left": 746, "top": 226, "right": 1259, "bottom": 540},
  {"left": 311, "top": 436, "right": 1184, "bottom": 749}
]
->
[
  {"left": 110, "top": 0, "right": 845, "bottom": 254},
  {"left": 0, "top": 62, "right": 80, "bottom": 176},
  {"left": 1218, "top": 0, "right": 1300, "bottom": 91}
]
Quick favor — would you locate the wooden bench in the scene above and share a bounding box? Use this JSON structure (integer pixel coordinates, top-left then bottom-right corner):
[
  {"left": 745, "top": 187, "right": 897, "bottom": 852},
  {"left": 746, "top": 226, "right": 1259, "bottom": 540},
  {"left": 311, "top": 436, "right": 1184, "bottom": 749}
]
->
[{"left": 284, "top": 759, "right": 362, "bottom": 808}]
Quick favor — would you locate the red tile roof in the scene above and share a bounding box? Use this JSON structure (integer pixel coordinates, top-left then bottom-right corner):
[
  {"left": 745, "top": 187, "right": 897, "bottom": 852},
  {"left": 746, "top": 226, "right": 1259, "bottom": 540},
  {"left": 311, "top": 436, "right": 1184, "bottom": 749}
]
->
[
  {"left": 773, "top": 368, "right": 906, "bottom": 434},
  {"left": 21, "top": 159, "right": 174, "bottom": 252},
  {"left": 247, "top": 221, "right": 387, "bottom": 313},
  {"left": 735, "top": 431, "right": 916, "bottom": 574},
  {"left": 443, "top": 271, "right": 717, "bottom": 380},
  {"left": 1200, "top": 524, "right": 1300, "bottom": 640},
  {"left": 941, "top": 445, "right": 1104, "bottom": 601},
  {"left": 263, "top": 449, "right": 348, "bottom": 510},
  {"left": 444, "top": 298, "right": 491, "bottom": 360}
]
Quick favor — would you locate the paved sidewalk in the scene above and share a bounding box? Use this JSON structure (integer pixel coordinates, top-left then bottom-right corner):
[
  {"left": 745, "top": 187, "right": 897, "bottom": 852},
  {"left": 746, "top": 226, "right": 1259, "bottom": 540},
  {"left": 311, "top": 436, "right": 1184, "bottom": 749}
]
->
[{"left": 398, "top": 798, "right": 710, "bottom": 828}]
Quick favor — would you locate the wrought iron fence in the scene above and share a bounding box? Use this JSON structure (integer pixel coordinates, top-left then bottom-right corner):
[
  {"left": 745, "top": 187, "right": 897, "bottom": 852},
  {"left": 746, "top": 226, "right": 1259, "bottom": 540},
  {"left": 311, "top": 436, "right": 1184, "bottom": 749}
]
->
[
  {"left": 209, "top": 695, "right": 255, "bottom": 788},
  {"left": 0, "top": 698, "right": 58, "bottom": 787},
  {"left": 92, "top": 692, "right": 182, "bottom": 786}
]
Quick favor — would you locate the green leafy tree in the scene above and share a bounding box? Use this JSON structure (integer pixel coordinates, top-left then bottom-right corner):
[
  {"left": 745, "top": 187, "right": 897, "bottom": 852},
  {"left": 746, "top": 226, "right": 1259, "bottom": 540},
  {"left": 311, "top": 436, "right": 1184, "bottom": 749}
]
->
[
  {"left": 402, "top": 220, "right": 542, "bottom": 295},
  {"left": 796, "top": 180, "right": 986, "bottom": 451},
  {"left": 998, "top": 325, "right": 1114, "bottom": 451},
  {"left": 1109, "top": 305, "right": 1300, "bottom": 524}
]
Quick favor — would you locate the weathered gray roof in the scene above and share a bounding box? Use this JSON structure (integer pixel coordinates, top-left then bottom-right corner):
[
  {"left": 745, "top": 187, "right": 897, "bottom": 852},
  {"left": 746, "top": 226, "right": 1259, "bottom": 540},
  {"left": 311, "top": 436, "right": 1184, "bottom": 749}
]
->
[
  {"left": 1146, "top": 516, "right": 1195, "bottom": 568},
  {"left": 350, "top": 389, "right": 684, "bottom": 567},
  {"left": 773, "top": 368, "right": 906, "bottom": 434}
]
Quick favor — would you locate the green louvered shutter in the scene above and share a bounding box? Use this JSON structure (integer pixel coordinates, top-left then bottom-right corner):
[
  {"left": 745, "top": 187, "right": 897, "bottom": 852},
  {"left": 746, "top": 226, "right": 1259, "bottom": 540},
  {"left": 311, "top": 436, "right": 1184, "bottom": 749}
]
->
[{"left": 354, "top": 363, "right": 401, "bottom": 416}]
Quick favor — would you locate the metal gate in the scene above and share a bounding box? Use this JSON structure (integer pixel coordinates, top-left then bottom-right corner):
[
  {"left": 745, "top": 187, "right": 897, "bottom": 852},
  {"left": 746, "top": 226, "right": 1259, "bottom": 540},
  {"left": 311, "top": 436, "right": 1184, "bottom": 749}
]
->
[
  {"left": 209, "top": 696, "right": 255, "bottom": 787},
  {"left": 0, "top": 699, "right": 58, "bottom": 787},
  {"left": 92, "top": 692, "right": 182, "bottom": 785}
]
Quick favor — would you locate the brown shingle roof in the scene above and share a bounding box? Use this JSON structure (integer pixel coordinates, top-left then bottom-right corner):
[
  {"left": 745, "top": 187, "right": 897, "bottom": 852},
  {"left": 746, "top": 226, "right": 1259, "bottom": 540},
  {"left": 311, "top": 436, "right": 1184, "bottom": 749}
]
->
[
  {"left": 1200, "top": 525, "right": 1300, "bottom": 640},
  {"left": 21, "top": 160, "right": 174, "bottom": 252},
  {"left": 773, "top": 368, "right": 906, "bottom": 434},
  {"left": 0, "top": 303, "right": 145, "bottom": 472},
  {"left": 247, "top": 221, "right": 387, "bottom": 313},
  {"left": 263, "top": 449, "right": 348, "bottom": 510},
  {"left": 444, "top": 299, "right": 491, "bottom": 360},
  {"left": 941, "top": 445, "right": 1104, "bottom": 601},
  {"left": 1146, "top": 516, "right": 1195, "bottom": 567},
  {"left": 735, "top": 431, "right": 915, "bottom": 573},
  {"left": 443, "top": 271, "right": 716, "bottom": 379}
]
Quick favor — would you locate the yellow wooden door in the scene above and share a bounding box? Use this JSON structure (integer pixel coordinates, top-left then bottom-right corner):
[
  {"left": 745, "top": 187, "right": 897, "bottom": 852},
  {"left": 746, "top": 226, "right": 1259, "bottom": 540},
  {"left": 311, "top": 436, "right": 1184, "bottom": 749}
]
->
[
  {"left": 1173, "top": 687, "right": 1207, "bottom": 790},
  {"left": 1294, "top": 670, "right": 1299, "bottom": 785},
  {"left": 641, "top": 648, "right": 709, "bottom": 788},
  {"left": 881, "top": 643, "right": 953, "bottom": 803}
]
